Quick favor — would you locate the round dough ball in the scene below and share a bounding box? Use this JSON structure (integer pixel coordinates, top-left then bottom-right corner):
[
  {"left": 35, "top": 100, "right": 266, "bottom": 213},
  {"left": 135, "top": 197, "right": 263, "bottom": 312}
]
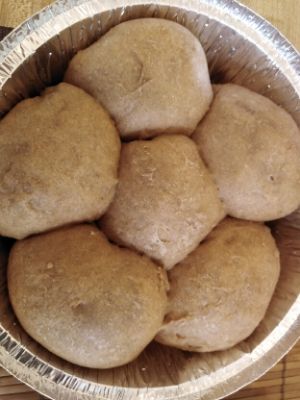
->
[
  {"left": 100, "top": 135, "right": 225, "bottom": 270},
  {"left": 8, "top": 224, "right": 168, "bottom": 369},
  {"left": 0, "top": 83, "right": 120, "bottom": 239},
  {"left": 64, "top": 18, "right": 213, "bottom": 140},
  {"left": 156, "top": 218, "right": 280, "bottom": 352},
  {"left": 192, "top": 83, "right": 300, "bottom": 221}
]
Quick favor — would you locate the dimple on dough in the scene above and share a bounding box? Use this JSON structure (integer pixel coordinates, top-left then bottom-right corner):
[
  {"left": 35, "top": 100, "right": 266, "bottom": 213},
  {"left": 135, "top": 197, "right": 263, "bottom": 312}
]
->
[
  {"left": 192, "top": 83, "right": 300, "bottom": 221},
  {"left": 156, "top": 218, "right": 280, "bottom": 352},
  {"left": 64, "top": 18, "right": 213, "bottom": 140},
  {"left": 100, "top": 134, "right": 225, "bottom": 270},
  {"left": 0, "top": 83, "right": 120, "bottom": 239},
  {"left": 8, "top": 224, "right": 168, "bottom": 369}
]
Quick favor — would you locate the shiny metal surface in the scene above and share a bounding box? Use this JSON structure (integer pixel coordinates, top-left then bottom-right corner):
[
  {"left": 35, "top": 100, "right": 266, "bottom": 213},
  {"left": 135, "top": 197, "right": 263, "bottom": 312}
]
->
[{"left": 0, "top": 1, "right": 299, "bottom": 399}]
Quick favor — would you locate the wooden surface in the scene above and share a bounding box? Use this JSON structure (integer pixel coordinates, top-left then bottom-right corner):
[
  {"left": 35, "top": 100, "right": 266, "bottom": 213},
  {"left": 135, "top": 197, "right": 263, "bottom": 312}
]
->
[{"left": 0, "top": 1, "right": 299, "bottom": 400}]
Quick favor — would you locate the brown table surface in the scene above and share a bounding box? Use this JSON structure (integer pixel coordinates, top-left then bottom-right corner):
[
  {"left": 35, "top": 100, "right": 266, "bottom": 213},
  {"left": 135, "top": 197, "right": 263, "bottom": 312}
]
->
[{"left": 0, "top": 0, "right": 299, "bottom": 399}]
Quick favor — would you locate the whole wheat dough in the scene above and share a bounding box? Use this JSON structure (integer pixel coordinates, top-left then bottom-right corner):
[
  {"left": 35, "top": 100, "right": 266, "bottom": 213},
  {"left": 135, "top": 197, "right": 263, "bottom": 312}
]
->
[
  {"left": 100, "top": 134, "right": 225, "bottom": 269},
  {"left": 192, "top": 83, "right": 300, "bottom": 221},
  {"left": 156, "top": 218, "right": 280, "bottom": 352},
  {"left": 0, "top": 83, "right": 120, "bottom": 239},
  {"left": 8, "top": 224, "right": 168, "bottom": 369},
  {"left": 64, "top": 18, "right": 213, "bottom": 140}
]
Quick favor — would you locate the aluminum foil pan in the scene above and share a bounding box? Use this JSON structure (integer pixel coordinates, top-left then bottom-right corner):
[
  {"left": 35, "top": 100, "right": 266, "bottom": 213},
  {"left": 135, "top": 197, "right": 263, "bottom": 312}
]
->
[{"left": 0, "top": 0, "right": 299, "bottom": 399}]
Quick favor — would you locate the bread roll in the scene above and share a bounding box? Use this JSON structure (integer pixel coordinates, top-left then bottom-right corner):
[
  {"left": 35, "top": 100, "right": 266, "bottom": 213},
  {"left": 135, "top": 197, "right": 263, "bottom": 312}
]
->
[
  {"left": 64, "top": 18, "right": 213, "bottom": 140},
  {"left": 8, "top": 224, "right": 168, "bottom": 369},
  {"left": 0, "top": 83, "right": 120, "bottom": 239},
  {"left": 192, "top": 83, "right": 300, "bottom": 221},
  {"left": 101, "top": 135, "right": 225, "bottom": 269},
  {"left": 156, "top": 218, "right": 280, "bottom": 352}
]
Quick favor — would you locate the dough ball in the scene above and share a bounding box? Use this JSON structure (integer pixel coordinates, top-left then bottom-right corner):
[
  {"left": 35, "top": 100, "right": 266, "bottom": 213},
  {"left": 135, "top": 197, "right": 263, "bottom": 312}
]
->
[
  {"left": 156, "top": 218, "right": 280, "bottom": 352},
  {"left": 0, "top": 83, "right": 120, "bottom": 239},
  {"left": 192, "top": 83, "right": 300, "bottom": 221},
  {"left": 8, "top": 224, "right": 168, "bottom": 369},
  {"left": 64, "top": 18, "right": 213, "bottom": 140},
  {"left": 100, "top": 135, "right": 225, "bottom": 270}
]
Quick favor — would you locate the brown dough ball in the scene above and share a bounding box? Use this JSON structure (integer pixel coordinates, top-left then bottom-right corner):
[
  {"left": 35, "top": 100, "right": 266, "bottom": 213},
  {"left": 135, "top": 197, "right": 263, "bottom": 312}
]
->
[
  {"left": 8, "top": 224, "right": 168, "bottom": 369},
  {"left": 0, "top": 83, "right": 120, "bottom": 239},
  {"left": 192, "top": 83, "right": 300, "bottom": 221},
  {"left": 101, "top": 135, "right": 225, "bottom": 270},
  {"left": 156, "top": 218, "right": 280, "bottom": 352},
  {"left": 64, "top": 18, "right": 213, "bottom": 140}
]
